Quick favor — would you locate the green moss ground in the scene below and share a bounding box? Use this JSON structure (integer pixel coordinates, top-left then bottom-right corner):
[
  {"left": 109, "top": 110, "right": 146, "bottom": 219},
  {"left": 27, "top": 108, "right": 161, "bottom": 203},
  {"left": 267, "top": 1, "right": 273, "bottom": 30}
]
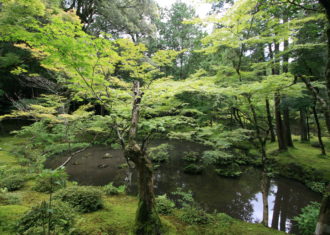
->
[
  {"left": 266, "top": 136, "right": 330, "bottom": 182},
  {"left": 0, "top": 135, "right": 285, "bottom": 234}
]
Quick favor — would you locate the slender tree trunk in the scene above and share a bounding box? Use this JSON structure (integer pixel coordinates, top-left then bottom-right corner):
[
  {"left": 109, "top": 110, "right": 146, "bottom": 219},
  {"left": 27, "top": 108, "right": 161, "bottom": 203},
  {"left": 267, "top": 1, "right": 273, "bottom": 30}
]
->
[
  {"left": 300, "top": 108, "right": 308, "bottom": 142},
  {"left": 266, "top": 99, "right": 276, "bottom": 142},
  {"left": 280, "top": 196, "right": 288, "bottom": 232},
  {"left": 283, "top": 104, "right": 294, "bottom": 147},
  {"left": 312, "top": 105, "right": 326, "bottom": 155},
  {"left": 270, "top": 42, "right": 287, "bottom": 151},
  {"left": 319, "top": 0, "right": 330, "bottom": 100},
  {"left": 261, "top": 171, "right": 270, "bottom": 227},
  {"left": 307, "top": 110, "right": 311, "bottom": 141},
  {"left": 125, "top": 81, "right": 162, "bottom": 235},
  {"left": 315, "top": 184, "right": 330, "bottom": 235},
  {"left": 282, "top": 25, "right": 294, "bottom": 147},
  {"left": 275, "top": 92, "right": 287, "bottom": 151},
  {"left": 301, "top": 76, "right": 330, "bottom": 134},
  {"left": 271, "top": 186, "right": 282, "bottom": 230},
  {"left": 315, "top": 6, "right": 330, "bottom": 233}
]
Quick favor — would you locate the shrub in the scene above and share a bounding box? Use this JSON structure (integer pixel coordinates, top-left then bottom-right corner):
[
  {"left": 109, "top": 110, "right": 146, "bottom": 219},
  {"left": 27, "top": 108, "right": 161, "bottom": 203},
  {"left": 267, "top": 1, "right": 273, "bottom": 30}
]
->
[
  {"left": 0, "top": 175, "right": 25, "bottom": 191},
  {"left": 215, "top": 163, "right": 242, "bottom": 177},
  {"left": 103, "top": 182, "right": 126, "bottom": 195},
  {"left": 16, "top": 200, "right": 76, "bottom": 235},
  {"left": 148, "top": 144, "right": 172, "bottom": 163},
  {"left": 180, "top": 206, "right": 212, "bottom": 225},
  {"left": 0, "top": 188, "right": 20, "bottom": 205},
  {"left": 182, "top": 151, "right": 199, "bottom": 163},
  {"left": 33, "top": 169, "right": 67, "bottom": 193},
  {"left": 183, "top": 164, "right": 204, "bottom": 174},
  {"left": 156, "top": 194, "right": 175, "bottom": 215},
  {"left": 54, "top": 186, "right": 103, "bottom": 213},
  {"left": 202, "top": 150, "right": 234, "bottom": 166},
  {"left": 293, "top": 202, "right": 320, "bottom": 235},
  {"left": 172, "top": 188, "right": 194, "bottom": 208},
  {"left": 172, "top": 188, "right": 211, "bottom": 224},
  {"left": 306, "top": 181, "right": 326, "bottom": 193}
]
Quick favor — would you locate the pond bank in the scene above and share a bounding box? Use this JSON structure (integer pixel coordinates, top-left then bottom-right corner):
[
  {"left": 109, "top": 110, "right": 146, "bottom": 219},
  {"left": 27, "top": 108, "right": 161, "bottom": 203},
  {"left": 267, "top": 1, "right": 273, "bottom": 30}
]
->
[
  {"left": 0, "top": 136, "right": 287, "bottom": 235},
  {"left": 45, "top": 139, "right": 322, "bottom": 234},
  {"left": 267, "top": 138, "right": 330, "bottom": 193}
]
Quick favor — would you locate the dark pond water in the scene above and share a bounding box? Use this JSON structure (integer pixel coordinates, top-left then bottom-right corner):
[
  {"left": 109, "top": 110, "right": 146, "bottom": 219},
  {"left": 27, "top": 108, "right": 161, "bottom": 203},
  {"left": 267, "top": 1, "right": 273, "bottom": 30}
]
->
[{"left": 45, "top": 140, "right": 322, "bottom": 234}]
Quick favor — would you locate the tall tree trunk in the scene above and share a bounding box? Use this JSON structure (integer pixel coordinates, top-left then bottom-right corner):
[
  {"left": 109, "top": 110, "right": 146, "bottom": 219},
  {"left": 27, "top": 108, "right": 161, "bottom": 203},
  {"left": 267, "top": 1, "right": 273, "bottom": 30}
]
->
[
  {"left": 261, "top": 171, "right": 270, "bottom": 227},
  {"left": 315, "top": 184, "right": 330, "bottom": 235},
  {"left": 312, "top": 104, "right": 326, "bottom": 155},
  {"left": 318, "top": 0, "right": 330, "bottom": 135},
  {"left": 281, "top": 27, "right": 294, "bottom": 147},
  {"left": 271, "top": 186, "right": 282, "bottom": 230},
  {"left": 319, "top": 0, "right": 330, "bottom": 98},
  {"left": 301, "top": 76, "right": 330, "bottom": 133},
  {"left": 283, "top": 104, "right": 294, "bottom": 147},
  {"left": 125, "top": 81, "right": 162, "bottom": 235},
  {"left": 275, "top": 92, "right": 287, "bottom": 151},
  {"left": 307, "top": 110, "right": 311, "bottom": 141},
  {"left": 266, "top": 99, "right": 276, "bottom": 142},
  {"left": 270, "top": 42, "right": 287, "bottom": 151},
  {"left": 300, "top": 108, "right": 308, "bottom": 142}
]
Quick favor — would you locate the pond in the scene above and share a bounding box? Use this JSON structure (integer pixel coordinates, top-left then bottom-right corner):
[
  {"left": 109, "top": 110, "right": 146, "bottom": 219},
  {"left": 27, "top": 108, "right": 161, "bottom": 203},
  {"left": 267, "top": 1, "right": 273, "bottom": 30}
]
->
[{"left": 45, "top": 140, "right": 322, "bottom": 234}]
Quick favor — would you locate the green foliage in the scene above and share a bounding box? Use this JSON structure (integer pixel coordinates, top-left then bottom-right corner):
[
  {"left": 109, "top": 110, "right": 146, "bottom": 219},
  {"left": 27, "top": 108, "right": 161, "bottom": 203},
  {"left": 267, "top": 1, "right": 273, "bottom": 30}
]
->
[
  {"left": 0, "top": 175, "right": 26, "bottom": 191},
  {"left": 202, "top": 150, "right": 234, "bottom": 165},
  {"left": 152, "top": 2, "right": 205, "bottom": 79},
  {"left": 180, "top": 206, "right": 212, "bottom": 225},
  {"left": 147, "top": 144, "right": 172, "bottom": 163},
  {"left": 183, "top": 164, "right": 204, "bottom": 175},
  {"left": 0, "top": 188, "right": 20, "bottom": 205},
  {"left": 33, "top": 169, "right": 67, "bottom": 193},
  {"left": 215, "top": 163, "right": 242, "bottom": 177},
  {"left": 172, "top": 188, "right": 194, "bottom": 208},
  {"left": 103, "top": 182, "right": 126, "bottom": 196},
  {"left": 293, "top": 202, "right": 320, "bottom": 235},
  {"left": 16, "top": 200, "right": 76, "bottom": 235},
  {"left": 54, "top": 186, "right": 103, "bottom": 213},
  {"left": 0, "top": 205, "right": 29, "bottom": 234},
  {"left": 155, "top": 194, "right": 175, "bottom": 215},
  {"left": 305, "top": 181, "right": 326, "bottom": 194},
  {"left": 182, "top": 151, "right": 199, "bottom": 163}
]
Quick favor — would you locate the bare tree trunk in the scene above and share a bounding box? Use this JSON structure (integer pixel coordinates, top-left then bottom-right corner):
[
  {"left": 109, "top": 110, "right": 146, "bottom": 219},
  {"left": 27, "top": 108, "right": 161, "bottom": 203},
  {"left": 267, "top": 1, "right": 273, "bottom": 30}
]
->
[
  {"left": 275, "top": 92, "right": 287, "bottom": 151},
  {"left": 271, "top": 186, "right": 282, "bottom": 230},
  {"left": 312, "top": 105, "right": 326, "bottom": 155},
  {"left": 283, "top": 105, "right": 294, "bottom": 147},
  {"left": 319, "top": 0, "right": 330, "bottom": 103},
  {"left": 315, "top": 184, "right": 330, "bottom": 235},
  {"left": 307, "top": 110, "right": 311, "bottom": 141},
  {"left": 125, "top": 81, "right": 162, "bottom": 235},
  {"left": 266, "top": 99, "right": 276, "bottom": 142},
  {"left": 270, "top": 42, "right": 287, "bottom": 151},
  {"left": 261, "top": 171, "right": 269, "bottom": 227},
  {"left": 300, "top": 108, "right": 308, "bottom": 142},
  {"left": 301, "top": 76, "right": 330, "bottom": 134}
]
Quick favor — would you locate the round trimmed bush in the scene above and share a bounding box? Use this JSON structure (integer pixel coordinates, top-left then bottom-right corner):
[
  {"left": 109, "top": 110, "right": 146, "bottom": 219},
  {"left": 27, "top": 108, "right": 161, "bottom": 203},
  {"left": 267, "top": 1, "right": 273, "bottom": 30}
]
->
[
  {"left": 103, "top": 183, "right": 126, "bottom": 196},
  {"left": 182, "top": 151, "right": 199, "bottom": 163},
  {"left": 156, "top": 194, "right": 175, "bottom": 215},
  {"left": 17, "top": 200, "right": 76, "bottom": 234},
  {"left": 0, "top": 175, "right": 25, "bottom": 191},
  {"left": 180, "top": 206, "right": 212, "bottom": 225},
  {"left": 33, "top": 169, "right": 67, "bottom": 193},
  {"left": 54, "top": 186, "right": 103, "bottom": 213}
]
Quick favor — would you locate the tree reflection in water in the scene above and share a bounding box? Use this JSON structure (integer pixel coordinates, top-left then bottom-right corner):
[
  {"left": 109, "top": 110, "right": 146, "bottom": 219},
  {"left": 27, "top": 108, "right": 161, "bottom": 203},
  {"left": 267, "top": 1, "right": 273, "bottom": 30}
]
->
[{"left": 46, "top": 140, "right": 322, "bottom": 233}]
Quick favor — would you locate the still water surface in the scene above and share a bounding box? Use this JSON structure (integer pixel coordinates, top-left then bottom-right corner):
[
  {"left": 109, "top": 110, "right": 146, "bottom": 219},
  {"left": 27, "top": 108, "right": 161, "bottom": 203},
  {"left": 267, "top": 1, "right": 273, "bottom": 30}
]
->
[{"left": 45, "top": 140, "right": 322, "bottom": 234}]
